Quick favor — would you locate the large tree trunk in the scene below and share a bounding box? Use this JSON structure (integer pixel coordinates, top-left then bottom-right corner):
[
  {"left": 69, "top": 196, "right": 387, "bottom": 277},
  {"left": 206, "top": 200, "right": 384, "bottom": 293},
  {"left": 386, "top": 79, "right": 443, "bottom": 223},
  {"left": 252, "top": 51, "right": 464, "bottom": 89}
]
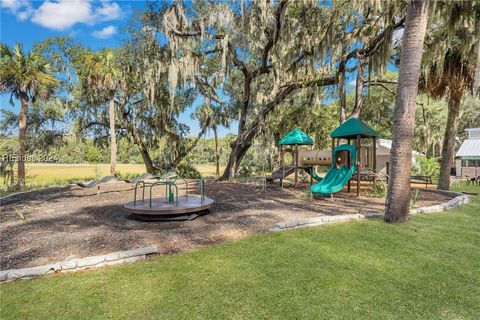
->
[
  {"left": 351, "top": 57, "right": 365, "bottom": 118},
  {"left": 437, "top": 90, "right": 463, "bottom": 190},
  {"left": 338, "top": 59, "right": 347, "bottom": 123},
  {"left": 130, "top": 125, "right": 156, "bottom": 174},
  {"left": 385, "top": 0, "right": 430, "bottom": 223},
  {"left": 213, "top": 126, "right": 220, "bottom": 179},
  {"left": 109, "top": 95, "right": 117, "bottom": 176},
  {"left": 17, "top": 93, "right": 28, "bottom": 190},
  {"left": 220, "top": 73, "right": 253, "bottom": 181},
  {"left": 119, "top": 104, "right": 157, "bottom": 174},
  {"left": 220, "top": 139, "right": 252, "bottom": 180}
]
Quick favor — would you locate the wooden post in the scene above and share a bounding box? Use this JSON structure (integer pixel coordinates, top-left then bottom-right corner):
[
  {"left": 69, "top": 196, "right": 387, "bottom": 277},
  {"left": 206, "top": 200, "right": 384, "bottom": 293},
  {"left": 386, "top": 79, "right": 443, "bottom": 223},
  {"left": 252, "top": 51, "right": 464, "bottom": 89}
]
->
[
  {"left": 310, "top": 144, "right": 313, "bottom": 186},
  {"left": 331, "top": 139, "right": 335, "bottom": 166},
  {"left": 386, "top": 161, "right": 389, "bottom": 184},
  {"left": 356, "top": 134, "right": 361, "bottom": 197},
  {"left": 347, "top": 138, "right": 351, "bottom": 192},
  {"left": 280, "top": 145, "right": 284, "bottom": 188},
  {"left": 294, "top": 144, "right": 298, "bottom": 187},
  {"left": 372, "top": 137, "right": 377, "bottom": 185}
]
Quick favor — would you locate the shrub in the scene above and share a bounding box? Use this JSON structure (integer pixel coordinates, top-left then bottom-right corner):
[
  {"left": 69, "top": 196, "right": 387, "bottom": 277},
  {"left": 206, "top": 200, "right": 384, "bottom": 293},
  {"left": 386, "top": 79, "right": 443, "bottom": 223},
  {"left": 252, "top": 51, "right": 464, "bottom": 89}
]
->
[
  {"left": 237, "top": 164, "right": 253, "bottom": 178},
  {"left": 410, "top": 188, "right": 420, "bottom": 208},
  {"left": 114, "top": 172, "right": 138, "bottom": 181},
  {"left": 413, "top": 155, "right": 440, "bottom": 179},
  {"left": 368, "top": 180, "right": 387, "bottom": 198},
  {"left": 175, "top": 163, "right": 202, "bottom": 179}
]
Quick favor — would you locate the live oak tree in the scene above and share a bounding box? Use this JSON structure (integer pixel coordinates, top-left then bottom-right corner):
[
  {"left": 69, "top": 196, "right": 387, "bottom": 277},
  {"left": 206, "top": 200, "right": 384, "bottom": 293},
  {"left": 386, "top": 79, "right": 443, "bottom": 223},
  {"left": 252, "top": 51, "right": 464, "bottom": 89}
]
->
[
  {"left": 118, "top": 14, "right": 210, "bottom": 173},
  {"left": 152, "top": 0, "right": 405, "bottom": 180},
  {"left": 0, "top": 43, "right": 58, "bottom": 189}
]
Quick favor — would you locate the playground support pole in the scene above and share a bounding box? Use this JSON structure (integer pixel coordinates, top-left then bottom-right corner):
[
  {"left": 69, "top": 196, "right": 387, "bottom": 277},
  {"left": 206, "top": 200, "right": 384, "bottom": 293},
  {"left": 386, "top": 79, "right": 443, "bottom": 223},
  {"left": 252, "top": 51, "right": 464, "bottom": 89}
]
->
[
  {"left": 294, "top": 144, "right": 298, "bottom": 187},
  {"left": 331, "top": 139, "right": 335, "bottom": 166},
  {"left": 310, "top": 145, "right": 313, "bottom": 186},
  {"left": 280, "top": 145, "right": 284, "bottom": 188},
  {"left": 373, "top": 137, "right": 377, "bottom": 185},
  {"left": 310, "top": 167, "right": 313, "bottom": 186},
  {"left": 386, "top": 161, "right": 389, "bottom": 184},
  {"left": 347, "top": 138, "right": 351, "bottom": 193},
  {"left": 356, "top": 134, "right": 361, "bottom": 197}
]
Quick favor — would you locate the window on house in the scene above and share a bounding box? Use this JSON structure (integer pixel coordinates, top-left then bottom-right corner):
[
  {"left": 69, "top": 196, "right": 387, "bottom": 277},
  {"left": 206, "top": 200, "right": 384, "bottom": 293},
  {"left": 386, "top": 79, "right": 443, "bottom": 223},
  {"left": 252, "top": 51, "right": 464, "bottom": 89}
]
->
[{"left": 461, "top": 160, "right": 479, "bottom": 167}]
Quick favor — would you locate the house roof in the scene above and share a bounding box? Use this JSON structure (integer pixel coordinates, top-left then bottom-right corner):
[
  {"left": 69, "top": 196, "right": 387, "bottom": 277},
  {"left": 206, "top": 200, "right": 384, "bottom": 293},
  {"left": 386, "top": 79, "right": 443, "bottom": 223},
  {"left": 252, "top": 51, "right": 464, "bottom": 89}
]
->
[
  {"left": 330, "top": 118, "right": 378, "bottom": 139},
  {"left": 376, "top": 139, "right": 420, "bottom": 157},
  {"left": 456, "top": 139, "right": 480, "bottom": 159},
  {"left": 279, "top": 129, "right": 314, "bottom": 145}
]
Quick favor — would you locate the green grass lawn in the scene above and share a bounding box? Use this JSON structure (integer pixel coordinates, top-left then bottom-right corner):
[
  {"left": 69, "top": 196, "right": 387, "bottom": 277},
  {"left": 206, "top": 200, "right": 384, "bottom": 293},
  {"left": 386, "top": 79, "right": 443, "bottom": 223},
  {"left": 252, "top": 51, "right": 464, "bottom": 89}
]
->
[{"left": 1, "top": 184, "right": 479, "bottom": 319}]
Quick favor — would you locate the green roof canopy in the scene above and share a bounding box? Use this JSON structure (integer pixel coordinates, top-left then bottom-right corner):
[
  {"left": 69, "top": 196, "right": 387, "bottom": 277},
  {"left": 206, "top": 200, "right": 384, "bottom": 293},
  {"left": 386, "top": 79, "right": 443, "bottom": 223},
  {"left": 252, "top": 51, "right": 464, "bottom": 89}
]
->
[
  {"left": 279, "top": 129, "right": 314, "bottom": 145},
  {"left": 330, "top": 118, "right": 378, "bottom": 139}
]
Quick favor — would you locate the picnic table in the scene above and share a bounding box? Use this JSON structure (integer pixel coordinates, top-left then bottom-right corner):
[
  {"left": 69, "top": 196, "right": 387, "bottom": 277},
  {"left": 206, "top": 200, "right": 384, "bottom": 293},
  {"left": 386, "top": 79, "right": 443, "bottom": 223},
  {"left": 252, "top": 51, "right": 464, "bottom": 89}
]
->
[{"left": 410, "top": 175, "right": 433, "bottom": 188}]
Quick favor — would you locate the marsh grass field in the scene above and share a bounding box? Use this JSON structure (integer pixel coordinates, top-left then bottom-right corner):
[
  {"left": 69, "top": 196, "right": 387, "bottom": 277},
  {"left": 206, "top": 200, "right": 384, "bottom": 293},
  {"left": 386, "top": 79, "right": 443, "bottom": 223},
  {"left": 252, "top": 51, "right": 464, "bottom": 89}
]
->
[{"left": 0, "top": 163, "right": 222, "bottom": 195}]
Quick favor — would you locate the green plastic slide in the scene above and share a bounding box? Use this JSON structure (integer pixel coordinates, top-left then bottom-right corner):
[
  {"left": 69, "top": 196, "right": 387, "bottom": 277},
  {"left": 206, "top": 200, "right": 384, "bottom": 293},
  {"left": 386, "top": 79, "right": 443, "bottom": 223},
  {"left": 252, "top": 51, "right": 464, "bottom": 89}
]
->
[
  {"left": 310, "top": 144, "right": 357, "bottom": 196},
  {"left": 310, "top": 164, "right": 357, "bottom": 195},
  {"left": 304, "top": 167, "right": 323, "bottom": 182}
]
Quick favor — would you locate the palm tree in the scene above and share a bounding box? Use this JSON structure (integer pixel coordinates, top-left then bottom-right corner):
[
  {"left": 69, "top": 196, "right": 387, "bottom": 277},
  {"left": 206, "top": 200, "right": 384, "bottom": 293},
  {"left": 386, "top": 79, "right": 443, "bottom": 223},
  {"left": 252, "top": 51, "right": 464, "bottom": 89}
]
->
[
  {"left": 0, "top": 43, "right": 58, "bottom": 189},
  {"left": 76, "top": 49, "right": 123, "bottom": 176},
  {"left": 420, "top": 2, "right": 479, "bottom": 190},
  {"left": 195, "top": 104, "right": 230, "bottom": 178},
  {"left": 385, "top": 0, "right": 430, "bottom": 223}
]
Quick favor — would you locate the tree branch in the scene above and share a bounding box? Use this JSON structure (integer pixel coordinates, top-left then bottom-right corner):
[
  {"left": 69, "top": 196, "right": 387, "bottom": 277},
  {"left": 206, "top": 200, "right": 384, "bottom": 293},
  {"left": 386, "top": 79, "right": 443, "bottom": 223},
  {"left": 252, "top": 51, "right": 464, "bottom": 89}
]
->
[
  {"left": 255, "top": 0, "right": 288, "bottom": 76},
  {"left": 364, "top": 79, "right": 398, "bottom": 95},
  {"left": 344, "top": 17, "right": 405, "bottom": 63},
  {"left": 242, "top": 75, "right": 337, "bottom": 141},
  {"left": 227, "top": 42, "right": 250, "bottom": 77}
]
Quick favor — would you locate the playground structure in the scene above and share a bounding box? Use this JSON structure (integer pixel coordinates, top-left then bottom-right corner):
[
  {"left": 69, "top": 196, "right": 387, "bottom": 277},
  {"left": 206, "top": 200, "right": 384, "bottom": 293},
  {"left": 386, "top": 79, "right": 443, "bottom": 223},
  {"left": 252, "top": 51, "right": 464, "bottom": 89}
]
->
[
  {"left": 123, "top": 172, "right": 214, "bottom": 221},
  {"left": 269, "top": 129, "right": 327, "bottom": 187},
  {"left": 269, "top": 118, "right": 379, "bottom": 197}
]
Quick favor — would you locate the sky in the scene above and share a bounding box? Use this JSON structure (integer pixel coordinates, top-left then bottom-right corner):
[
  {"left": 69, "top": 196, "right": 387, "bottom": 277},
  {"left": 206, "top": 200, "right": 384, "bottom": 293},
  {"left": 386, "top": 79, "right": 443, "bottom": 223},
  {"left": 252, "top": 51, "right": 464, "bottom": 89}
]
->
[{"left": 0, "top": 0, "right": 229, "bottom": 138}]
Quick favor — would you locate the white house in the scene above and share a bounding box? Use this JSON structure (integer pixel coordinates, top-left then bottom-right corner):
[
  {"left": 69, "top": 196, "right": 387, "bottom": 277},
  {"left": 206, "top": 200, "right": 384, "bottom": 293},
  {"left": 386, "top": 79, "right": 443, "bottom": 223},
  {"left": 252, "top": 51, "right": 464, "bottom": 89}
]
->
[
  {"left": 373, "top": 139, "right": 420, "bottom": 176},
  {"left": 455, "top": 128, "right": 480, "bottom": 178}
]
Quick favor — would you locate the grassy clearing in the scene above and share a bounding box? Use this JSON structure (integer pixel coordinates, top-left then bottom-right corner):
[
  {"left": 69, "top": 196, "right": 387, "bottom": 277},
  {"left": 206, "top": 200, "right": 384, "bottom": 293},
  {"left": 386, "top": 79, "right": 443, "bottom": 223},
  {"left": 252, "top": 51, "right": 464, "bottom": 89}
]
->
[
  {"left": 0, "top": 163, "right": 220, "bottom": 195},
  {"left": 193, "top": 164, "right": 225, "bottom": 178},
  {"left": 1, "top": 184, "right": 478, "bottom": 319}
]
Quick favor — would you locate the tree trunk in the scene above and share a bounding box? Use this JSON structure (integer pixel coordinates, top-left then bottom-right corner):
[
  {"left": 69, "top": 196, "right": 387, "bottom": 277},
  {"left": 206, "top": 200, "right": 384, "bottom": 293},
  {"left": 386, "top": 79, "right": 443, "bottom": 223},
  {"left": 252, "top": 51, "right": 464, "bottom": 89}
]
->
[
  {"left": 385, "top": 0, "right": 430, "bottom": 223},
  {"left": 220, "top": 140, "right": 251, "bottom": 180},
  {"left": 17, "top": 93, "right": 28, "bottom": 190},
  {"left": 437, "top": 91, "right": 463, "bottom": 190},
  {"left": 213, "top": 126, "right": 220, "bottom": 179},
  {"left": 171, "top": 125, "right": 208, "bottom": 168},
  {"left": 351, "top": 57, "right": 365, "bottom": 118},
  {"left": 338, "top": 67, "right": 347, "bottom": 123},
  {"left": 130, "top": 125, "right": 156, "bottom": 174},
  {"left": 109, "top": 95, "right": 117, "bottom": 176},
  {"left": 220, "top": 73, "right": 253, "bottom": 181},
  {"left": 473, "top": 5, "right": 480, "bottom": 95}
]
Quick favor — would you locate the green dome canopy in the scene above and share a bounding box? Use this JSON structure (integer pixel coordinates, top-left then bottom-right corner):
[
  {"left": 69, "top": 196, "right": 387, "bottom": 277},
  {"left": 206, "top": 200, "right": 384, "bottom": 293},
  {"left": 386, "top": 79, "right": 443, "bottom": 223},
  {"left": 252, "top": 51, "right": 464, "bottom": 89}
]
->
[
  {"left": 330, "top": 118, "right": 378, "bottom": 139},
  {"left": 279, "top": 129, "right": 314, "bottom": 145}
]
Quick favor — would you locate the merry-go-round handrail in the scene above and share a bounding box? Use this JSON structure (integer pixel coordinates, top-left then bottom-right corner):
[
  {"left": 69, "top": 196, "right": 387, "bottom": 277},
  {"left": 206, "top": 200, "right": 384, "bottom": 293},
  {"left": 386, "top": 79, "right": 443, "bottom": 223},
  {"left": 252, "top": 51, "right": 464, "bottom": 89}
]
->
[{"left": 133, "top": 178, "right": 206, "bottom": 207}]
